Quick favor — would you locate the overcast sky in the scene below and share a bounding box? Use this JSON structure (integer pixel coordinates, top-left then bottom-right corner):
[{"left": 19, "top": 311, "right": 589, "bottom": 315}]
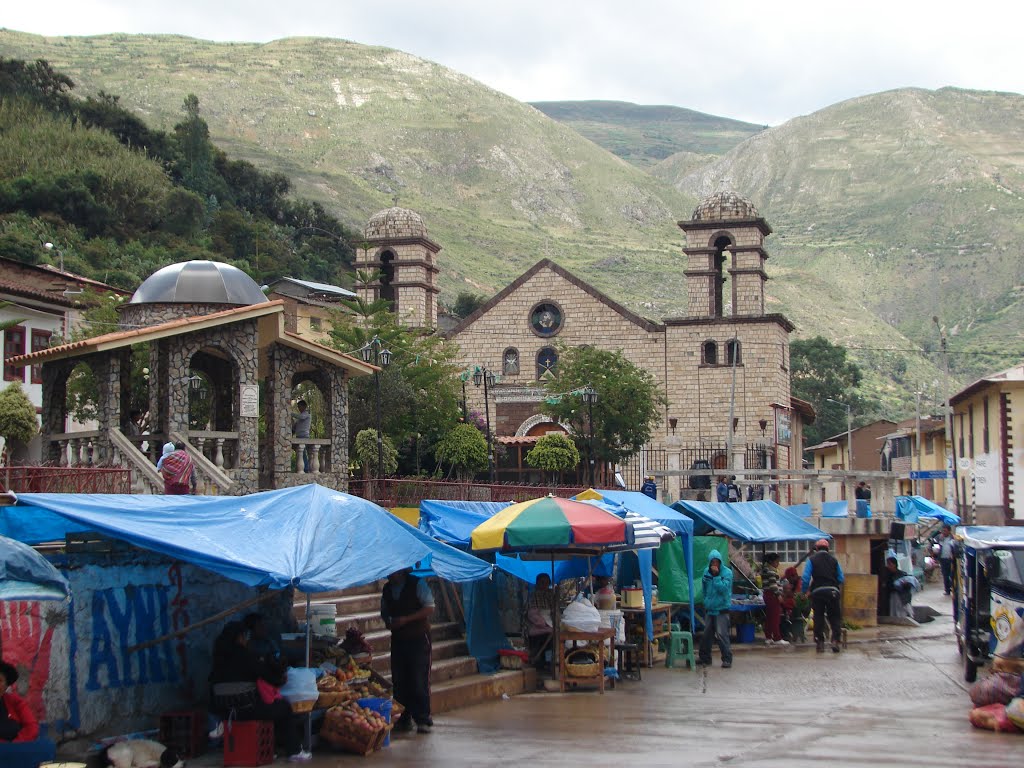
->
[{"left": 6, "top": 1, "right": 1023, "bottom": 125}]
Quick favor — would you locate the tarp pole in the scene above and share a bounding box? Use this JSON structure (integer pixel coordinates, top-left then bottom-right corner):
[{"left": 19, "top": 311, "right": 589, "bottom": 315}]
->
[{"left": 304, "top": 593, "right": 312, "bottom": 754}]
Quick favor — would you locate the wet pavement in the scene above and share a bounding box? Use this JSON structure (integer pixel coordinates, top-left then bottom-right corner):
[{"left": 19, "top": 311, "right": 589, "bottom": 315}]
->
[{"left": 213, "top": 583, "right": 1023, "bottom": 767}]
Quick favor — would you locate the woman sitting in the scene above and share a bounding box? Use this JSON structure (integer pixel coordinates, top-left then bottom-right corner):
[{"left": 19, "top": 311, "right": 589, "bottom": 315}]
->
[
  {"left": 0, "top": 660, "right": 38, "bottom": 743},
  {"left": 210, "top": 622, "right": 305, "bottom": 760}
]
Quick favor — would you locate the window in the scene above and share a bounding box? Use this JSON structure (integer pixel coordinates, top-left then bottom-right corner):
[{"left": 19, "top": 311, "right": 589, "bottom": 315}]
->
[
  {"left": 4, "top": 325, "right": 26, "bottom": 382},
  {"left": 958, "top": 413, "right": 965, "bottom": 457},
  {"left": 982, "top": 396, "right": 990, "bottom": 454},
  {"left": 925, "top": 434, "right": 934, "bottom": 455},
  {"left": 309, "top": 317, "right": 322, "bottom": 330},
  {"left": 502, "top": 347, "right": 519, "bottom": 376},
  {"left": 530, "top": 302, "right": 563, "bottom": 337},
  {"left": 536, "top": 347, "right": 558, "bottom": 379},
  {"left": 968, "top": 405, "right": 975, "bottom": 459},
  {"left": 739, "top": 540, "right": 810, "bottom": 565},
  {"left": 726, "top": 339, "right": 741, "bottom": 366},
  {"left": 702, "top": 340, "right": 718, "bottom": 366},
  {"left": 30, "top": 329, "right": 51, "bottom": 384}
]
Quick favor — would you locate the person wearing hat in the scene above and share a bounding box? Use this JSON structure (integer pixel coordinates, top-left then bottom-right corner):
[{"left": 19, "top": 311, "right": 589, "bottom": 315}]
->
[
  {"left": 156, "top": 441, "right": 175, "bottom": 471},
  {"left": 0, "top": 659, "right": 38, "bottom": 743},
  {"left": 640, "top": 475, "right": 657, "bottom": 500},
  {"left": 802, "top": 539, "right": 844, "bottom": 653}
]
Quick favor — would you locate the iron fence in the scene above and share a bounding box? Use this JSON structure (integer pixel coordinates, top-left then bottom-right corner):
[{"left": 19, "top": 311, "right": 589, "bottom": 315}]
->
[
  {"left": 347, "top": 478, "right": 587, "bottom": 507},
  {"left": 0, "top": 466, "right": 132, "bottom": 494}
]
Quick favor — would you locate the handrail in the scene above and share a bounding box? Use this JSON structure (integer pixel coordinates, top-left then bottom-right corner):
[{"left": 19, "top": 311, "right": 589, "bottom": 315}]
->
[
  {"left": 169, "top": 430, "right": 235, "bottom": 492},
  {"left": 108, "top": 427, "right": 163, "bottom": 490}
]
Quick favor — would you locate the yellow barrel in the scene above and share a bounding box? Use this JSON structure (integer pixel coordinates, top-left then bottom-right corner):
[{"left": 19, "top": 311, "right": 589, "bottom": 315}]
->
[{"left": 842, "top": 573, "right": 878, "bottom": 627}]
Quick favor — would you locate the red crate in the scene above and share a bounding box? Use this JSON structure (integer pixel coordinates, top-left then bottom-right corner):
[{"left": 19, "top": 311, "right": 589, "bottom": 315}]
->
[
  {"left": 159, "top": 709, "right": 208, "bottom": 759},
  {"left": 223, "top": 720, "right": 274, "bottom": 767}
]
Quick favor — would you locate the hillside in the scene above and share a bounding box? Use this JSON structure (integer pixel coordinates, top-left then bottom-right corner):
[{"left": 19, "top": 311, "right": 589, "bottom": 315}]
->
[
  {"left": 662, "top": 87, "right": 1024, "bottom": 381},
  {"left": 531, "top": 100, "right": 764, "bottom": 168}
]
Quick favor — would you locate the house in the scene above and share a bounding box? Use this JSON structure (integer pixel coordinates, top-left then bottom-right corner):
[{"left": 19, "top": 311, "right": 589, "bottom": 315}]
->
[
  {"left": 878, "top": 417, "right": 951, "bottom": 503},
  {"left": 804, "top": 419, "right": 897, "bottom": 502},
  {"left": 265, "top": 277, "right": 357, "bottom": 343}
]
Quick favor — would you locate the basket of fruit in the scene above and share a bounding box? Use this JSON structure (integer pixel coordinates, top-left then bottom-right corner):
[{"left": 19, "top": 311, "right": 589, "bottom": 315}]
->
[
  {"left": 564, "top": 649, "right": 600, "bottom": 678},
  {"left": 320, "top": 703, "right": 390, "bottom": 755}
]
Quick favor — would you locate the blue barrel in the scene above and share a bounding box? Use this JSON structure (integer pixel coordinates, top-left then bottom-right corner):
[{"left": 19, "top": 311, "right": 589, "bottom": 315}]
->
[
  {"left": 357, "top": 697, "right": 393, "bottom": 746},
  {"left": 737, "top": 623, "right": 756, "bottom": 643}
]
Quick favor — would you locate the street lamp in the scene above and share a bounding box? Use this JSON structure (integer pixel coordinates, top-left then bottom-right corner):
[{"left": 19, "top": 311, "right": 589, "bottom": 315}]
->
[
  {"left": 360, "top": 337, "right": 392, "bottom": 481},
  {"left": 472, "top": 366, "right": 497, "bottom": 482},
  {"left": 580, "top": 386, "right": 599, "bottom": 487},
  {"left": 826, "top": 398, "right": 853, "bottom": 470}
]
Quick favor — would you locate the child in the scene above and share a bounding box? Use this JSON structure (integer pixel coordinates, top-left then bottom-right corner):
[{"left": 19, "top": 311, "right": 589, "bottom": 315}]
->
[{"left": 779, "top": 580, "right": 796, "bottom": 641}]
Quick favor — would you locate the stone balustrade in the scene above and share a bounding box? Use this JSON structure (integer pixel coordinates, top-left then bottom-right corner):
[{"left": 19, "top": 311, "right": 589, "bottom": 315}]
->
[
  {"left": 291, "top": 438, "right": 333, "bottom": 475},
  {"left": 187, "top": 430, "right": 240, "bottom": 471}
]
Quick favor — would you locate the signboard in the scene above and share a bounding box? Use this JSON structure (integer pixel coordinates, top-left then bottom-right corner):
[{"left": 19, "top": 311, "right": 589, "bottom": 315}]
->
[
  {"left": 775, "top": 410, "right": 791, "bottom": 446},
  {"left": 909, "top": 470, "right": 952, "bottom": 480},
  {"left": 240, "top": 384, "right": 259, "bottom": 418}
]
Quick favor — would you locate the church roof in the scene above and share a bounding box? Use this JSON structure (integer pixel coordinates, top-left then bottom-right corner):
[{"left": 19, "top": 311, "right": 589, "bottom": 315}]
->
[
  {"left": 130, "top": 260, "right": 267, "bottom": 305},
  {"left": 364, "top": 206, "right": 428, "bottom": 240},
  {"left": 445, "top": 259, "right": 663, "bottom": 337},
  {"left": 691, "top": 191, "right": 761, "bottom": 222}
]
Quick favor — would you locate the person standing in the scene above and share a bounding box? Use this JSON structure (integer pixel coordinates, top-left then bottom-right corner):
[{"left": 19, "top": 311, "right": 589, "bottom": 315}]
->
[
  {"left": 938, "top": 525, "right": 955, "bottom": 595},
  {"left": 159, "top": 442, "right": 196, "bottom": 495},
  {"left": 381, "top": 568, "right": 435, "bottom": 734},
  {"left": 697, "top": 549, "right": 734, "bottom": 668},
  {"left": 726, "top": 476, "right": 740, "bottom": 503},
  {"left": 802, "top": 539, "right": 844, "bottom": 653},
  {"left": 716, "top": 476, "right": 729, "bottom": 503},
  {"left": 760, "top": 553, "right": 787, "bottom": 646},
  {"left": 292, "top": 399, "right": 311, "bottom": 472},
  {"left": 640, "top": 476, "right": 657, "bottom": 500}
]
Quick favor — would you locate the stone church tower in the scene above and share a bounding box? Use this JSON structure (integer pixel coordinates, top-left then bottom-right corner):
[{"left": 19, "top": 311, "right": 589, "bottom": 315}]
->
[{"left": 356, "top": 206, "right": 440, "bottom": 328}]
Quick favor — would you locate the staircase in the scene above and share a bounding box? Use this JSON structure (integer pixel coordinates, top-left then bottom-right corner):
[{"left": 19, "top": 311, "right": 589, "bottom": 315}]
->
[{"left": 295, "top": 581, "right": 534, "bottom": 715}]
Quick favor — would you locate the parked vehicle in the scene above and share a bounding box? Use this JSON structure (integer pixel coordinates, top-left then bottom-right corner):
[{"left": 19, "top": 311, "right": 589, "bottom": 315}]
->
[{"left": 953, "top": 526, "right": 1024, "bottom": 682}]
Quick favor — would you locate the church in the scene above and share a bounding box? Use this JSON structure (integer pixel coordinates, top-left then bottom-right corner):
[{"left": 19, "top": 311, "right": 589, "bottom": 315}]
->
[{"left": 354, "top": 191, "right": 813, "bottom": 501}]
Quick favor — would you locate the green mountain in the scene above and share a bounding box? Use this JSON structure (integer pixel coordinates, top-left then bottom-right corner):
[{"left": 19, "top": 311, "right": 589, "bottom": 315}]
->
[
  {"left": 530, "top": 100, "right": 764, "bottom": 167},
  {"left": 658, "top": 87, "right": 1024, "bottom": 382}
]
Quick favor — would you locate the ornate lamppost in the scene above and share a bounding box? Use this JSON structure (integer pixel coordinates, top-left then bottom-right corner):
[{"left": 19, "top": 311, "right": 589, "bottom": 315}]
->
[
  {"left": 581, "top": 386, "right": 599, "bottom": 487},
  {"left": 472, "top": 366, "right": 497, "bottom": 482},
  {"left": 360, "top": 337, "right": 392, "bottom": 481}
]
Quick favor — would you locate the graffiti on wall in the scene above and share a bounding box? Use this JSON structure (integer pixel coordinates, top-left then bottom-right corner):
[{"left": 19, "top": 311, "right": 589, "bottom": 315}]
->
[{"left": 0, "top": 601, "right": 59, "bottom": 719}]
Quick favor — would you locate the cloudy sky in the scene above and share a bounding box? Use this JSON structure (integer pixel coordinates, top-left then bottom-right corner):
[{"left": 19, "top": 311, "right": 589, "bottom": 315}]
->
[{"left": 6, "top": 1, "right": 1023, "bottom": 125}]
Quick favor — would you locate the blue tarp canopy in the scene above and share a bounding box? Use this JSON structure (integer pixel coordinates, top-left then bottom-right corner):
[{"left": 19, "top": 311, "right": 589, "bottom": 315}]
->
[
  {"left": 671, "top": 499, "right": 830, "bottom": 543},
  {"left": 0, "top": 534, "right": 71, "bottom": 602},
  {"left": 959, "top": 526, "right": 1024, "bottom": 549},
  {"left": 419, "top": 499, "right": 510, "bottom": 547},
  {"left": 896, "top": 496, "right": 961, "bottom": 526},
  {"left": 1, "top": 485, "right": 492, "bottom": 592}
]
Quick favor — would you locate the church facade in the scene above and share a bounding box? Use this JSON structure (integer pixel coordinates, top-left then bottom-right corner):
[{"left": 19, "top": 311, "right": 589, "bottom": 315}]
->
[{"left": 357, "top": 193, "right": 812, "bottom": 501}]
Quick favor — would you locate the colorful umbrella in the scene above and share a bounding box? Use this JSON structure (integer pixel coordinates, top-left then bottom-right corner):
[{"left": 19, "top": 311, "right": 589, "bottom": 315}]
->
[{"left": 470, "top": 495, "right": 634, "bottom": 552}]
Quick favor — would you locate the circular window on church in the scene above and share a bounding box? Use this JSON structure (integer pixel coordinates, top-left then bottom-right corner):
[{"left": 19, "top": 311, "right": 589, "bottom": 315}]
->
[{"left": 530, "top": 302, "right": 563, "bottom": 337}]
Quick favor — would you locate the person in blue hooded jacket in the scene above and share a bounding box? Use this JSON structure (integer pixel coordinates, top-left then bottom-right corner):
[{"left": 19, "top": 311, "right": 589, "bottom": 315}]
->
[{"left": 697, "top": 548, "right": 734, "bottom": 668}]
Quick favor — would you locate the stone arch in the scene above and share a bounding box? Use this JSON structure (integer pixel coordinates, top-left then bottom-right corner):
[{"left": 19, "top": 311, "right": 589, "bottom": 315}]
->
[
  {"left": 726, "top": 338, "right": 742, "bottom": 366},
  {"left": 187, "top": 347, "right": 241, "bottom": 432},
  {"left": 702, "top": 340, "right": 719, "bottom": 366},
  {"left": 710, "top": 233, "right": 733, "bottom": 317},
  {"left": 515, "top": 413, "right": 570, "bottom": 437},
  {"left": 379, "top": 248, "right": 396, "bottom": 306}
]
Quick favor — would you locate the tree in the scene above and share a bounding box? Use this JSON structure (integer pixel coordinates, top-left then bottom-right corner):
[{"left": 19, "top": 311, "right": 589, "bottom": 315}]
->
[
  {"left": 451, "top": 291, "right": 486, "bottom": 319},
  {"left": 0, "top": 381, "right": 38, "bottom": 453},
  {"left": 525, "top": 432, "right": 580, "bottom": 483},
  {"left": 790, "top": 336, "right": 873, "bottom": 447},
  {"left": 353, "top": 428, "right": 398, "bottom": 478},
  {"left": 541, "top": 345, "right": 666, "bottom": 468},
  {"left": 434, "top": 423, "right": 488, "bottom": 482}
]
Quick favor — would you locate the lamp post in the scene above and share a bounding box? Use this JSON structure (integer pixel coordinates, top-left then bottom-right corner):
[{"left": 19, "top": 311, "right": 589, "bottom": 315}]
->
[
  {"left": 581, "top": 386, "right": 598, "bottom": 487},
  {"left": 472, "top": 366, "right": 496, "bottom": 482},
  {"left": 360, "top": 337, "right": 392, "bottom": 482},
  {"left": 826, "top": 398, "right": 853, "bottom": 470}
]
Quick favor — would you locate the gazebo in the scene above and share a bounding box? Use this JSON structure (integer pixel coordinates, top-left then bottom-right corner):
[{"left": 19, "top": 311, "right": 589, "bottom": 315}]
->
[{"left": 9, "top": 261, "right": 374, "bottom": 494}]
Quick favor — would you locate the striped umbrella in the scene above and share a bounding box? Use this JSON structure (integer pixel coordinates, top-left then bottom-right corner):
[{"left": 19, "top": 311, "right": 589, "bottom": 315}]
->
[
  {"left": 580, "top": 500, "right": 676, "bottom": 550},
  {"left": 470, "top": 495, "right": 636, "bottom": 552}
]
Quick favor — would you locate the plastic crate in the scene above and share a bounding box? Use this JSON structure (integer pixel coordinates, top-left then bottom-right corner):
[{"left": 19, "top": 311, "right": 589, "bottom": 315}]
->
[
  {"left": 158, "top": 710, "right": 208, "bottom": 759},
  {"left": 223, "top": 720, "right": 274, "bottom": 767}
]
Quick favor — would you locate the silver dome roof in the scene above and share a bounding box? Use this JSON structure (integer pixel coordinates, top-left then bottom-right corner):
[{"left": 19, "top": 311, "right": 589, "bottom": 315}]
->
[{"left": 130, "top": 261, "right": 267, "bottom": 305}]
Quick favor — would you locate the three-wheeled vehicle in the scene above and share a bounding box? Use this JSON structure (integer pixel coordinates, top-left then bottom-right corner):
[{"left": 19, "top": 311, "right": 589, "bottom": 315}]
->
[{"left": 953, "top": 526, "right": 1024, "bottom": 682}]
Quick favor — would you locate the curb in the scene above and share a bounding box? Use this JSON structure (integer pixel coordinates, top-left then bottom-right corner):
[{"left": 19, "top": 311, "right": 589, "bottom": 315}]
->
[{"left": 729, "top": 630, "right": 951, "bottom": 652}]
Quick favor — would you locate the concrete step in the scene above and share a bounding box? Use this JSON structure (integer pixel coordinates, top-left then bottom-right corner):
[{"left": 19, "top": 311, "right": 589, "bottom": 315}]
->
[
  {"left": 364, "top": 621, "right": 463, "bottom": 653},
  {"left": 431, "top": 668, "right": 537, "bottom": 715},
  {"left": 330, "top": 610, "right": 386, "bottom": 635},
  {"left": 369, "top": 638, "right": 468, "bottom": 675},
  {"left": 292, "top": 592, "right": 381, "bottom": 621},
  {"left": 374, "top": 653, "right": 480, "bottom": 686}
]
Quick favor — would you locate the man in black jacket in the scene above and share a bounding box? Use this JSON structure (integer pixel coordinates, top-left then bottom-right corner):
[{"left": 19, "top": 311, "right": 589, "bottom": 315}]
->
[
  {"left": 381, "top": 568, "right": 435, "bottom": 734},
  {"left": 802, "top": 539, "right": 844, "bottom": 653}
]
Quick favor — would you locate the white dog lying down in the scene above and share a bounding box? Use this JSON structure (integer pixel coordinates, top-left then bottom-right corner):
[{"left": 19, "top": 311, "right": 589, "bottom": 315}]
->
[{"left": 102, "top": 739, "right": 184, "bottom": 768}]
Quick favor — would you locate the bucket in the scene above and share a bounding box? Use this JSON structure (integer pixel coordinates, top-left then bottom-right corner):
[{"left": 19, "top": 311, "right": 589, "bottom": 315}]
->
[
  {"left": 737, "top": 623, "right": 756, "bottom": 643},
  {"left": 357, "top": 697, "right": 393, "bottom": 746},
  {"left": 310, "top": 604, "right": 337, "bottom": 637}
]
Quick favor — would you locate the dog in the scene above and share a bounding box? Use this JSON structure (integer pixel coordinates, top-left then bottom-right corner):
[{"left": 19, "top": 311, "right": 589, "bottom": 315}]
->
[{"left": 102, "top": 740, "right": 184, "bottom": 768}]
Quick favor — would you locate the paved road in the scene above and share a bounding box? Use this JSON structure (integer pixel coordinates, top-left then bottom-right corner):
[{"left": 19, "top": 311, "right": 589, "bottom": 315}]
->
[{"left": 298, "top": 583, "right": 1021, "bottom": 767}]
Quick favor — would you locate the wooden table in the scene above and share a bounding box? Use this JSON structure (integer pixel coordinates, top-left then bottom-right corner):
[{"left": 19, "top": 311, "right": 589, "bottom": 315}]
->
[
  {"left": 621, "top": 603, "right": 672, "bottom": 667},
  {"left": 559, "top": 627, "right": 614, "bottom": 694}
]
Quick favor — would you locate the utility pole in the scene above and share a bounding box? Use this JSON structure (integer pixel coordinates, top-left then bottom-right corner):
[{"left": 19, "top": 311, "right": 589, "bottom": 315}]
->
[
  {"left": 933, "top": 316, "right": 957, "bottom": 516},
  {"left": 914, "top": 390, "right": 922, "bottom": 497}
]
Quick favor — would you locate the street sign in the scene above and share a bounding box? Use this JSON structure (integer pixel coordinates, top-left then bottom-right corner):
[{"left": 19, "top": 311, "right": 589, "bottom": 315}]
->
[{"left": 910, "top": 470, "right": 952, "bottom": 480}]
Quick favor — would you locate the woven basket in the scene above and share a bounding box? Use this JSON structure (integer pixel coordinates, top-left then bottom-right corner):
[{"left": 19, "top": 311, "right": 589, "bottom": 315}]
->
[
  {"left": 565, "top": 650, "right": 600, "bottom": 678},
  {"left": 316, "top": 691, "right": 353, "bottom": 709},
  {"left": 320, "top": 723, "right": 388, "bottom": 755},
  {"left": 290, "top": 699, "right": 316, "bottom": 713}
]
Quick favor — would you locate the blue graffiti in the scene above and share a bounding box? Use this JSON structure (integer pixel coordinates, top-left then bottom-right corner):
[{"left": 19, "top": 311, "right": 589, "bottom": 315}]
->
[{"left": 86, "top": 585, "right": 177, "bottom": 692}]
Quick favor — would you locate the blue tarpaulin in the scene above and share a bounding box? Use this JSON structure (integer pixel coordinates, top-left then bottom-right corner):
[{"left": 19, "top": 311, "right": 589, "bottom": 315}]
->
[
  {"left": 1, "top": 486, "right": 492, "bottom": 592},
  {"left": 419, "top": 500, "right": 510, "bottom": 546},
  {"left": 671, "top": 499, "right": 829, "bottom": 543},
  {"left": 0, "top": 534, "right": 70, "bottom": 602},
  {"left": 896, "top": 496, "right": 960, "bottom": 526}
]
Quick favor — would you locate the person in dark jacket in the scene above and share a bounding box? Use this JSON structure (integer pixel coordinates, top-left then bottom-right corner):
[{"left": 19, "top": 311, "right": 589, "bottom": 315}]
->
[
  {"left": 716, "top": 477, "right": 729, "bottom": 503},
  {"left": 802, "top": 539, "right": 844, "bottom": 653},
  {"left": 697, "top": 549, "right": 734, "bottom": 668},
  {"left": 640, "top": 476, "right": 657, "bottom": 500},
  {"left": 381, "top": 568, "right": 435, "bottom": 734},
  {"left": 760, "top": 553, "right": 787, "bottom": 646}
]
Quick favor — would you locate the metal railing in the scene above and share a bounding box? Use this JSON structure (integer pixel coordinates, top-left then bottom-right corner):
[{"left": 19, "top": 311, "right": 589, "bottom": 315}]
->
[
  {"left": 347, "top": 478, "right": 588, "bottom": 507},
  {"left": 0, "top": 465, "right": 132, "bottom": 494}
]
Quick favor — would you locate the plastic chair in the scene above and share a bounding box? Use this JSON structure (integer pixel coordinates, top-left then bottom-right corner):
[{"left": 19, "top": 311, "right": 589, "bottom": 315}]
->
[{"left": 665, "top": 629, "right": 695, "bottom": 670}]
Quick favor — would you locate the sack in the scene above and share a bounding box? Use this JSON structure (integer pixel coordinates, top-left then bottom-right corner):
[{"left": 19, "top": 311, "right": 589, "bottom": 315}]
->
[
  {"left": 968, "top": 703, "right": 1020, "bottom": 733},
  {"left": 562, "top": 596, "right": 601, "bottom": 633},
  {"left": 1007, "top": 698, "right": 1024, "bottom": 730},
  {"left": 279, "top": 667, "right": 318, "bottom": 704},
  {"left": 969, "top": 672, "right": 1022, "bottom": 708}
]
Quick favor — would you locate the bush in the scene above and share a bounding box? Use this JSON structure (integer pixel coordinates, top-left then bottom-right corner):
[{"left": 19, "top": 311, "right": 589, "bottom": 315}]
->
[
  {"left": 434, "top": 423, "right": 488, "bottom": 482},
  {"left": 0, "top": 381, "right": 38, "bottom": 450},
  {"left": 525, "top": 433, "right": 579, "bottom": 482}
]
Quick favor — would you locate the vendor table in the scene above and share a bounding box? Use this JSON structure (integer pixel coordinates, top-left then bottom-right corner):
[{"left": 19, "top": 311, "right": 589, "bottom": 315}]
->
[
  {"left": 559, "top": 627, "right": 614, "bottom": 694},
  {"left": 621, "top": 603, "right": 672, "bottom": 667}
]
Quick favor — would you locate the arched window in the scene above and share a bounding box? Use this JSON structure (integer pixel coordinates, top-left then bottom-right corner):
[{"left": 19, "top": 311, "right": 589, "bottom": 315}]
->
[
  {"left": 702, "top": 340, "right": 718, "bottom": 366},
  {"left": 502, "top": 347, "right": 520, "bottom": 376},
  {"left": 726, "top": 339, "right": 741, "bottom": 366},
  {"left": 712, "top": 235, "right": 732, "bottom": 317},
  {"left": 379, "top": 250, "right": 396, "bottom": 306},
  {"left": 536, "top": 347, "right": 558, "bottom": 379}
]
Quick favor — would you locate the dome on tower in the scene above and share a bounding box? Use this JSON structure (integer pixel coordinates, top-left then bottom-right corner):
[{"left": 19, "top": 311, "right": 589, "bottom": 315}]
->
[
  {"left": 364, "top": 206, "right": 427, "bottom": 240},
  {"left": 129, "top": 260, "right": 267, "bottom": 305},
  {"left": 691, "top": 191, "right": 760, "bottom": 222}
]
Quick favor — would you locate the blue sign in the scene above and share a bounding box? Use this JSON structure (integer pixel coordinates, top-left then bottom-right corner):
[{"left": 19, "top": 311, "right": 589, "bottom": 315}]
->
[{"left": 910, "top": 470, "right": 951, "bottom": 480}]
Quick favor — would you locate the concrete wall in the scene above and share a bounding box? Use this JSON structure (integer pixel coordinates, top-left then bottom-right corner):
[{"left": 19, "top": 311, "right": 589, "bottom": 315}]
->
[{"left": 0, "top": 548, "right": 290, "bottom": 747}]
